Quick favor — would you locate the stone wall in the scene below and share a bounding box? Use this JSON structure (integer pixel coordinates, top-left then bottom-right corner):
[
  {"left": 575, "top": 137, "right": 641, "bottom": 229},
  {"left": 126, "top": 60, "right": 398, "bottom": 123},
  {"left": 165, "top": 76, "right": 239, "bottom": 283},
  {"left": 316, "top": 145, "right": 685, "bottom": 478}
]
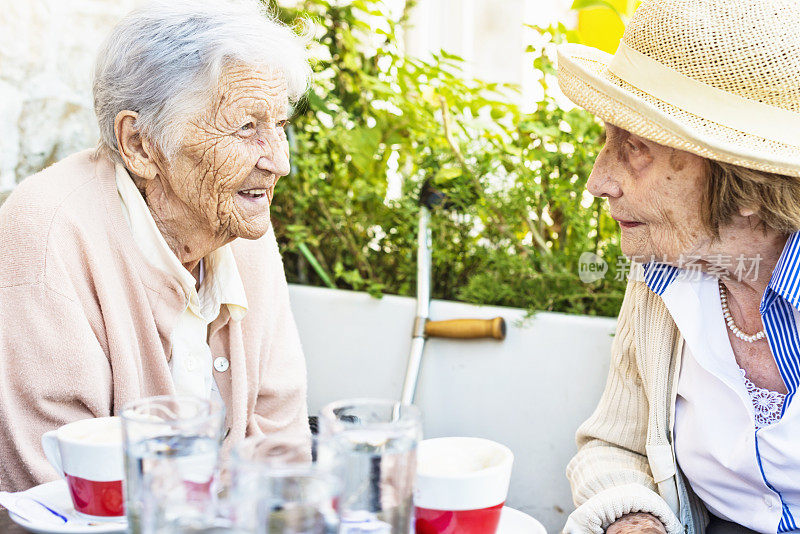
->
[{"left": 0, "top": 0, "right": 147, "bottom": 190}]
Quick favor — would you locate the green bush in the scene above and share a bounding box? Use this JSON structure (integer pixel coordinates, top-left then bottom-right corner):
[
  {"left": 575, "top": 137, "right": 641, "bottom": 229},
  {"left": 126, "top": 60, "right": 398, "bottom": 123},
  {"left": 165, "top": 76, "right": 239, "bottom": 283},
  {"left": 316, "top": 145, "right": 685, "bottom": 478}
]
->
[{"left": 270, "top": 0, "right": 626, "bottom": 317}]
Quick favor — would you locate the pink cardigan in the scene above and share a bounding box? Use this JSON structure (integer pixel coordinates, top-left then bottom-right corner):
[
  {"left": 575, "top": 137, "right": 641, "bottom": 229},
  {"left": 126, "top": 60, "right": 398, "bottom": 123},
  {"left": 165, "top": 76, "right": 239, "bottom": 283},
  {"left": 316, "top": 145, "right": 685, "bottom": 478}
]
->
[{"left": 0, "top": 150, "right": 309, "bottom": 491}]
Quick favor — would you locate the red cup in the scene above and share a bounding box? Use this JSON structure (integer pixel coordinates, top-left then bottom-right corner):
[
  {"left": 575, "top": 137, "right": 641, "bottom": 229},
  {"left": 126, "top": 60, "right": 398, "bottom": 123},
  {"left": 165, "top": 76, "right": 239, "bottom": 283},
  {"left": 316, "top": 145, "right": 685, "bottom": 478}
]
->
[
  {"left": 414, "top": 437, "right": 513, "bottom": 534},
  {"left": 415, "top": 502, "right": 505, "bottom": 534},
  {"left": 41, "top": 417, "right": 125, "bottom": 520}
]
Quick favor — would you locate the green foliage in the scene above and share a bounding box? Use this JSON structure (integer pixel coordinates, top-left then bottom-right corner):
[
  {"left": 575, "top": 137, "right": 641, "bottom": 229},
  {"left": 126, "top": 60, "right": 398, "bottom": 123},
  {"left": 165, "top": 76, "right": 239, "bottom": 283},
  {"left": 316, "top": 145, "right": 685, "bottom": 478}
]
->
[{"left": 269, "top": 0, "right": 626, "bottom": 316}]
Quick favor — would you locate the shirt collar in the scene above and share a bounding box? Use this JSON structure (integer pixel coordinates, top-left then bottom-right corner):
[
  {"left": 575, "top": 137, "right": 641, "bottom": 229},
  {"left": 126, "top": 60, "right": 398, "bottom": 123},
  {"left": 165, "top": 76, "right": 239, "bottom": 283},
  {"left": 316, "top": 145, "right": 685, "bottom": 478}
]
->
[
  {"left": 114, "top": 163, "right": 248, "bottom": 321},
  {"left": 639, "top": 231, "right": 800, "bottom": 314},
  {"left": 641, "top": 262, "right": 681, "bottom": 296},
  {"left": 762, "top": 231, "right": 800, "bottom": 314},
  {"left": 201, "top": 244, "right": 248, "bottom": 322}
]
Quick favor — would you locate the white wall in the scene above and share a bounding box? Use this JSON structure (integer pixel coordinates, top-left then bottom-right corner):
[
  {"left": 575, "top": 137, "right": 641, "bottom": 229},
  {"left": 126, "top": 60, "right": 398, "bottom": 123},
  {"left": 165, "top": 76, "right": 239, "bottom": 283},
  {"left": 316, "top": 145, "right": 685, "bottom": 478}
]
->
[
  {"left": 289, "top": 284, "right": 616, "bottom": 533},
  {"left": 405, "top": 0, "right": 574, "bottom": 106}
]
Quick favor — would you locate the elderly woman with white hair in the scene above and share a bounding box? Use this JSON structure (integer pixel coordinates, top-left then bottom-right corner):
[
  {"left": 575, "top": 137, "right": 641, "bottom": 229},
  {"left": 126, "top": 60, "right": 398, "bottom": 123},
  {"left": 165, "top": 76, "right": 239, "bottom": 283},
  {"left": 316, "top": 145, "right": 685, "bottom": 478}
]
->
[
  {"left": 0, "top": 1, "right": 311, "bottom": 491},
  {"left": 559, "top": 0, "right": 800, "bottom": 533}
]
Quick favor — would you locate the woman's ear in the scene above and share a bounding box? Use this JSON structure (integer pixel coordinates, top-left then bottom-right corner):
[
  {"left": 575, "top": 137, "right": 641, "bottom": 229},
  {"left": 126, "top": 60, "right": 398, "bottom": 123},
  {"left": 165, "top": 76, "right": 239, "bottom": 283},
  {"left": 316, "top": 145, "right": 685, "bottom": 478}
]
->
[
  {"left": 739, "top": 206, "right": 757, "bottom": 218},
  {"left": 114, "top": 110, "right": 159, "bottom": 180}
]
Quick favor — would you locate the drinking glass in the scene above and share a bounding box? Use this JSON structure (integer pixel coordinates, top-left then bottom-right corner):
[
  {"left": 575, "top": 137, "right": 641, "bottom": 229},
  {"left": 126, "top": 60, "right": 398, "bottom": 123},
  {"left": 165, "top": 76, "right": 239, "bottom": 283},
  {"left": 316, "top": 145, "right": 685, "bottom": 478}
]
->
[
  {"left": 230, "top": 431, "right": 340, "bottom": 533},
  {"left": 121, "top": 395, "right": 225, "bottom": 534},
  {"left": 318, "top": 398, "right": 422, "bottom": 534}
]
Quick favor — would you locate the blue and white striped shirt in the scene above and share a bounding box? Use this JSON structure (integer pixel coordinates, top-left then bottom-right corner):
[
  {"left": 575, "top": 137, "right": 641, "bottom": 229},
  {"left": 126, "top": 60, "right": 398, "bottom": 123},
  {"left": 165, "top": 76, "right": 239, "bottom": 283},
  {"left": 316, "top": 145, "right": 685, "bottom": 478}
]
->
[{"left": 644, "top": 232, "right": 800, "bottom": 533}]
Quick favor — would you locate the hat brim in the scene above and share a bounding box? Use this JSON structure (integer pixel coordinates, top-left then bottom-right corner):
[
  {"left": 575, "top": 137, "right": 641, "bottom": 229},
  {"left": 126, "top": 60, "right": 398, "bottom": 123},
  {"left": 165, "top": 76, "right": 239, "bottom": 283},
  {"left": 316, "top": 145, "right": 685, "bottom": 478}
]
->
[{"left": 557, "top": 43, "right": 800, "bottom": 178}]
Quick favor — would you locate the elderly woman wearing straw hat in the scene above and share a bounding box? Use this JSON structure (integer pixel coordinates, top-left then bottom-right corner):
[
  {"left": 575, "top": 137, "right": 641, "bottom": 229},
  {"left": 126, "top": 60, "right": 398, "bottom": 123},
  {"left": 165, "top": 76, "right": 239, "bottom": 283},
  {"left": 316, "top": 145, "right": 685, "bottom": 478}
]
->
[
  {"left": 558, "top": 0, "right": 800, "bottom": 533},
  {"left": 0, "top": 1, "right": 311, "bottom": 491}
]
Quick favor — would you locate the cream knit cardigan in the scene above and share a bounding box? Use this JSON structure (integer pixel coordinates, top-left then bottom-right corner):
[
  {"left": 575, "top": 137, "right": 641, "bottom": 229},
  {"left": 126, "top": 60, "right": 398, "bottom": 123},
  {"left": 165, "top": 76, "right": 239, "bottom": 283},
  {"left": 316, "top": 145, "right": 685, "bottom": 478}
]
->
[{"left": 564, "top": 266, "right": 709, "bottom": 534}]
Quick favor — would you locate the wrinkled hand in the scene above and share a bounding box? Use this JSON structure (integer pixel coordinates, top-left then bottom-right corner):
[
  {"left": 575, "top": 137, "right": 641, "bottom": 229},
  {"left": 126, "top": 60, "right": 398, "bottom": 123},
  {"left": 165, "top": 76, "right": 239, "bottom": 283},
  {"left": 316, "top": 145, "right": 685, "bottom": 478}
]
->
[{"left": 606, "top": 513, "right": 667, "bottom": 534}]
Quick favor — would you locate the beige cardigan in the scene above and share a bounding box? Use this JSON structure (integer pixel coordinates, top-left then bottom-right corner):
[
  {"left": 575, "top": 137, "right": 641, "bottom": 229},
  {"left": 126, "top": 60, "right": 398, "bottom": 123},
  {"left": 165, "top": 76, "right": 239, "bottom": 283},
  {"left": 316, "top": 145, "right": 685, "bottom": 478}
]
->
[
  {"left": 0, "top": 150, "right": 309, "bottom": 492},
  {"left": 564, "top": 266, "right": 709, "bottom": 534}
]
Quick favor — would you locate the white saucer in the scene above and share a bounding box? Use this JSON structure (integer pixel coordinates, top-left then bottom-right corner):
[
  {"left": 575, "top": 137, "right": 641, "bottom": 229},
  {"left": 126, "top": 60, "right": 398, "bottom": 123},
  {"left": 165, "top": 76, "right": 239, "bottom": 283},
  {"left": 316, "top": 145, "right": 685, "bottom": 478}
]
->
[
  {"left": 9, "top": 482, "right": 544, "bottom": 534},
  {"left": 498, "top": 506, "right": 547, "bottom": 534},
  {"left": 8, "top": 480, "right": 126, "bottom": 534}
]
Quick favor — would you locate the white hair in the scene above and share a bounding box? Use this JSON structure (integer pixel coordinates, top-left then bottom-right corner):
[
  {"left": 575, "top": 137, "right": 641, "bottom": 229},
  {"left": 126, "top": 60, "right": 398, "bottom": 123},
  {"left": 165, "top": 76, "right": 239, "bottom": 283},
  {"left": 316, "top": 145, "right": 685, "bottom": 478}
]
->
[{"left": 93, "top": 0, "right": 312, "bottom": 163}]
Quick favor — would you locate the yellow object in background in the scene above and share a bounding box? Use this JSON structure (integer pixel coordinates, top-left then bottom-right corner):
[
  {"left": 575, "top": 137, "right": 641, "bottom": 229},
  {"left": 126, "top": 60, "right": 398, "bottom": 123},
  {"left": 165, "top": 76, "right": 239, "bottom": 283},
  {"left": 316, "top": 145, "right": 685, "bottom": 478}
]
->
[{"left": 574, "top": 0, "right": 640, "bottom": 54}]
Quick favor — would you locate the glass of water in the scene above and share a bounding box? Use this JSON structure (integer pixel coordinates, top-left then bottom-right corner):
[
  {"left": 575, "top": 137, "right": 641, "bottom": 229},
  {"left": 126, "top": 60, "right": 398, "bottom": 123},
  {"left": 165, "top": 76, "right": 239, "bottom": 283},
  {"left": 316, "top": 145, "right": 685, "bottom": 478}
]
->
[
  {"left": 230, "top": 431, "right": 340, "bottom": 533},
  {"left": 318, "top": 398, "right": 422, "bottom": 534},
  {"left": 121, "top": 395, "right": 225, "bottom": 534}
]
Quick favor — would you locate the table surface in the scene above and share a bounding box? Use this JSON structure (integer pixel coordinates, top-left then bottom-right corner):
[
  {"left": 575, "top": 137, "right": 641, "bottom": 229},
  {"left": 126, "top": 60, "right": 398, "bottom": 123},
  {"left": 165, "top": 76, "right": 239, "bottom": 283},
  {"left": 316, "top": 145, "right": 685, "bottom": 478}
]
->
[
  {"left": 1, "top": 503, "right": 545, "bottom": 534},
  {"left": 1, "top": 509, "right": 28, "bottom": 533}
]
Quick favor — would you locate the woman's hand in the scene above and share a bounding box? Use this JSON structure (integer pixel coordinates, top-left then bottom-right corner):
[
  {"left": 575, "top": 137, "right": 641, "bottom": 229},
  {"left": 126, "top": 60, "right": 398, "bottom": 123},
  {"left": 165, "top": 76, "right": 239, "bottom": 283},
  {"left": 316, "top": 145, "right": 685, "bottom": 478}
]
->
[{"left": 606, "top": 513, "right": 667, "bottom": 534}]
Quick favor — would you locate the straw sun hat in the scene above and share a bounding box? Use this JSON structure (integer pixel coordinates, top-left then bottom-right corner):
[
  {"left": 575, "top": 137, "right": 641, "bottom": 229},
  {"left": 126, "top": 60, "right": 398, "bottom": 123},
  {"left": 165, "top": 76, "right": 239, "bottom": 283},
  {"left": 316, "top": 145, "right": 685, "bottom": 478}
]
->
[{"left": 557, "top": 0, "right": 800, "bottom": 177}]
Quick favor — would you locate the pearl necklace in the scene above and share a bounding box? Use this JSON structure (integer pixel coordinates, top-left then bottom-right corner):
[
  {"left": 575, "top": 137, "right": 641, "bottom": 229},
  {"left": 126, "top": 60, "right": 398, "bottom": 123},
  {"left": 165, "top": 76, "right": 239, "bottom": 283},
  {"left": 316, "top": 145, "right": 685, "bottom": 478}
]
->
[{"left": 718, "top": 280, "right": 766, "bottom": 343}]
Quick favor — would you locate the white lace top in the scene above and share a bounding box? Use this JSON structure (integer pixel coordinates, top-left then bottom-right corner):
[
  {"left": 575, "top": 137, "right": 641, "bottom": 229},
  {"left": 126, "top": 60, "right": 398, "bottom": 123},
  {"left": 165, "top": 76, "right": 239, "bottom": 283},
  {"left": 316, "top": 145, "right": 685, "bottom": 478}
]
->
[{"left": 739, "top": 367, "right": 786, "bottom": 430}]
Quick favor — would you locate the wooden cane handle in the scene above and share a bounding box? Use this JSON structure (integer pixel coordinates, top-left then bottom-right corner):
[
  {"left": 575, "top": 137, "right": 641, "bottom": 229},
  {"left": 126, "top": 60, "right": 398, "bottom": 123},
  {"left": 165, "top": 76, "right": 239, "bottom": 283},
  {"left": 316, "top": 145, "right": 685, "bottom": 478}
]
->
[{"left": 424, "top": 318, "right": 506, "bottom": 340}]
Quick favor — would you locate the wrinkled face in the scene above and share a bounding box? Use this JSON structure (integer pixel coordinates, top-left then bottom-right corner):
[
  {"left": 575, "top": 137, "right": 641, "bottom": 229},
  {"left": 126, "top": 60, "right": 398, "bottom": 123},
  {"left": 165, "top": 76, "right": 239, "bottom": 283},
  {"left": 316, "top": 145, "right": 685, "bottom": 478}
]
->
[
  {"left": 587, "top": 123, "right": 711, "bottom": 262},
  {"left": 159, "top": 63, "right": 290, "bottom": 241}
]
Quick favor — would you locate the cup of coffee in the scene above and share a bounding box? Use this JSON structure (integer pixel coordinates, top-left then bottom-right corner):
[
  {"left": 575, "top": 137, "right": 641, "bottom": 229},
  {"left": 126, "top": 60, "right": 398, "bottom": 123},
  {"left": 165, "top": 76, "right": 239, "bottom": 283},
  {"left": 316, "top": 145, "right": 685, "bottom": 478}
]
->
[
  {"left": 41, "top": 416, "right": 125, "bottom": 520},
  {"left": 414, "top": 437, "right": 513, "bottom": 534}
]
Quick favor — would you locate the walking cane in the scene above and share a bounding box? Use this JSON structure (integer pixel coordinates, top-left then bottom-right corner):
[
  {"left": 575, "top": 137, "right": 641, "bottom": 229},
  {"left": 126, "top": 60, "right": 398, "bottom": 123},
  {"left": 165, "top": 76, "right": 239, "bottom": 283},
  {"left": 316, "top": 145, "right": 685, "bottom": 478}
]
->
[{"left": 400, "top": 181, "right": 506, "bottom": 405}]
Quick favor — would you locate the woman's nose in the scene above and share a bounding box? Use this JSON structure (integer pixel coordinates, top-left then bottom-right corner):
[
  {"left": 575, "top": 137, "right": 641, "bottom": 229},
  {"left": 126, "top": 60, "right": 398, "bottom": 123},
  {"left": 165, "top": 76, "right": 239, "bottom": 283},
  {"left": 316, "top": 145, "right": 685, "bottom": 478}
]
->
[
  {"left": 586, "top": 149, "right": 622, "bottom": 199},
  {"left": 255, "top": 133, "right": 290, "bottom": 176},
  {"left": 256, "top": 154, "right": 289, "bottom": 176}
]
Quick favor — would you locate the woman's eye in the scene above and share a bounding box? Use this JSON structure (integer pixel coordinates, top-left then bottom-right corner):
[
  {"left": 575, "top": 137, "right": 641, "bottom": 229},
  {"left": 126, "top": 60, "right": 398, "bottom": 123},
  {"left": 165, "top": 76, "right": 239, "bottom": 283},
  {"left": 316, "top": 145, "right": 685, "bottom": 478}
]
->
[
  {"left": 238, "top": 122, "right": 256, "bottom": 136},
  {"left": 627, "top": 141, "right": 640, "bottom": 153},
  {"left": 276, "top": 119, "right": 289, "bottom": 129}
]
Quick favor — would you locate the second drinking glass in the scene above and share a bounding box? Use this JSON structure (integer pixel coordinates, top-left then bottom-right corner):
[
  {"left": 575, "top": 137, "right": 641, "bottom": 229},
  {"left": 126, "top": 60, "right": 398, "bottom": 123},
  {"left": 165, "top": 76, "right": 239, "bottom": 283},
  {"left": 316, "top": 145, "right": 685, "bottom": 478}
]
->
[
  {"left": 230, "top": 431, "right": 340, "bottom": 533},
  {"left": 318, "top": 398, "right": 422, "bottom": 534}
]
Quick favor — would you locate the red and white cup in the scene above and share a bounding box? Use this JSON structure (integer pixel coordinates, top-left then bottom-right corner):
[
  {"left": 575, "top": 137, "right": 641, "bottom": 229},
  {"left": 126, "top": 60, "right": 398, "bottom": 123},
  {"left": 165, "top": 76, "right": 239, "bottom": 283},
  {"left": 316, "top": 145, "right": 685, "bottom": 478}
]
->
[
  {"left": 41, "top": 416, "right": 125, "bottom": 520},
  {"left": 414, "top": 437, "right": 514, "bottom": 534}
]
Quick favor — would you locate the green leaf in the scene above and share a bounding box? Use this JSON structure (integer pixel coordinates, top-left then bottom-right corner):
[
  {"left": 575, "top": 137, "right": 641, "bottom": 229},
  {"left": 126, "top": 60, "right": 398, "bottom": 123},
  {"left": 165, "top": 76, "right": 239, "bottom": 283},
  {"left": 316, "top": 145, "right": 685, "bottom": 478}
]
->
[
  {"left": 297, "top": 242, "right": 336, "bottom": 289},
  {"left": 439, "top": 49, "right": 465, "bottom": 62},
  {"left": 435, "top": 167, "right": 462, "bottom": 182}
]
